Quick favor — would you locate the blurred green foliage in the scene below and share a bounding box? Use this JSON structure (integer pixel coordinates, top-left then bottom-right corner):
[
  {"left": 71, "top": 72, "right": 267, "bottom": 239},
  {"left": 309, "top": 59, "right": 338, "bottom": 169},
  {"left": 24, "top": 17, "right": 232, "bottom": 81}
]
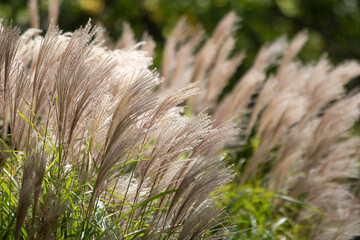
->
[
  {"left": 1, "top": 0, "right": 360, "bottom": 69},
  {"left": 220, "top": 139, "right": 320, "bottom": 239},
  {"left": 220, "top": 184, "right": 310, "bottom": 240}
]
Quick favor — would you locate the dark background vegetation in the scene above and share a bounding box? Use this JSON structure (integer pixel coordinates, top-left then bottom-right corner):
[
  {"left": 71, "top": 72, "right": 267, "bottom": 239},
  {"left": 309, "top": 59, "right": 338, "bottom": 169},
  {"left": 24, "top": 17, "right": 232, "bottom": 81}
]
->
[{"left": 1, "top": 0, "right": 360, "bottom": 68}]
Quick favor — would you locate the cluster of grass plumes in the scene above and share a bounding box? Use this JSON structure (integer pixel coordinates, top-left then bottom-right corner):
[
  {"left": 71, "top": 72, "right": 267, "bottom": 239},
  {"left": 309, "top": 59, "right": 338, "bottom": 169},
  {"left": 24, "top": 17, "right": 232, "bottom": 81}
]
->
[
  {"left": 154, "top": 12, "right": 360, "bottom": 239},
  {"left": 0, "top": 20, "right": 239, "bottom": 239},
  {"left": 3, "top": 4, "right": 360, "bottom": 238}
]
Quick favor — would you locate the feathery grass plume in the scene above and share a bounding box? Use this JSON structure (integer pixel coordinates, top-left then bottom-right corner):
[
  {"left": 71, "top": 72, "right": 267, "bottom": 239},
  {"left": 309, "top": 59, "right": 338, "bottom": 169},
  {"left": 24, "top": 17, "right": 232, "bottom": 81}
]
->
[
  {"left": 162, "top": 17, "right": 205, "bottom": 89},
  {"left": 161, "top": 12, "right": 245, "bottom": 113},
  {"left": 224, "top": 30, "right": 360, "bottom": 238},
  {"left": 28, "top": 0, "right": 39, "bottom": 29},
  {"left": 213, "top": 36, "right": 287, "bottom": 127},
  {"left": 0, "top": 22, "right": 21, "bottom": 143},
  {"left": 0, "top": 17, "right": 238, "bottom": 239},
  {"left": 115, "top": 22, "right": 137, "bottom": 50},
  {"left": 159, "top": 12, "right": 360, "bottom": 239},
  {"left": 48, "top": 0, "right": 60, "bottom": 26},
  {"left": 115, "top": 22, "right": 155, "bottom": 58}
]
